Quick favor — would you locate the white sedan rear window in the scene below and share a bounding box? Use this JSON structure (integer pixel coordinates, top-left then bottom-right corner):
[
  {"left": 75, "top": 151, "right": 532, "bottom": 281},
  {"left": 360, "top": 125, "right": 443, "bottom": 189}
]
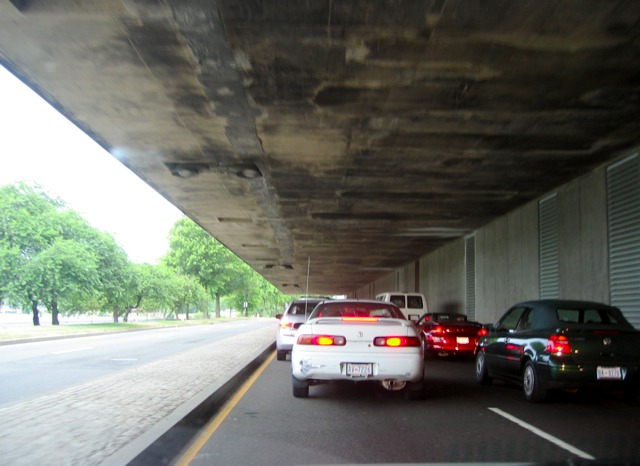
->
[{"left": 311, "top": 303, "right": 404, "bottom": 319}]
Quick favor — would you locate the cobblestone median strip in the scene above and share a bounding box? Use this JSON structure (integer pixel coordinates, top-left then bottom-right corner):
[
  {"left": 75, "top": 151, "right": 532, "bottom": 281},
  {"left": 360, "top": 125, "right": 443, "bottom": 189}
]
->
[{"left": 0, "top": 326, "right": 275, "bottom": 466}]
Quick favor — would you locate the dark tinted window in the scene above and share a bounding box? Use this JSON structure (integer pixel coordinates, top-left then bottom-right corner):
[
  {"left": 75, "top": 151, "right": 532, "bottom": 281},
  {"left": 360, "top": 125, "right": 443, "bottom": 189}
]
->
[
  {"left": 557, "top": 307, "right": 623, "bottom": 324},
  {"left": 287, "top": 301, "right": 321, "bottom": 315},
  {"left": 390, "top": 295, "right": 406, "bottom": 307},
  {"left": 516, "top": 309, "right": 533, "bottom": 331},
  {"left": 407, "top": 296, "right": 424, "bottom": 309},
  {"left": 311, "top": 302, "right": 405, "bottom": 319},
  {"left": 497, "top": 307, "right": 528, "bottom": 332}
]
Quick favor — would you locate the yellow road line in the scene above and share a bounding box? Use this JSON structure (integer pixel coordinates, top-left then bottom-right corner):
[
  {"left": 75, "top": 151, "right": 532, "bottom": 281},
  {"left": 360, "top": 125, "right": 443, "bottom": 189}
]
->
[{"left": 174, "top": 351, "right": 276, "bottom": 466}]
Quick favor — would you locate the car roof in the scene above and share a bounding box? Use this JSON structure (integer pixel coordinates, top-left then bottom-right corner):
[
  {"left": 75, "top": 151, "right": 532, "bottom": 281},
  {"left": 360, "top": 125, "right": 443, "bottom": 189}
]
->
[
  {"left": 316, "top": 298, "right": 391, "bottom": 305},
  {"left": 513, "top": 299, "right": 620, "bottom": 311},
  {"left": 291, "top": 296, "right": 329, "bottom": 301}
]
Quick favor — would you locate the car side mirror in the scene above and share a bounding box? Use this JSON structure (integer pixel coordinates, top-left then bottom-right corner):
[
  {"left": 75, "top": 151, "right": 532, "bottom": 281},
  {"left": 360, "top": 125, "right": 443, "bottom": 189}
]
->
[
  {"left": 484, "top": 323, "right": 496, "bottom": 332},
  {"left": 275, "top": 313, "right": 282, "bottom": 319}
]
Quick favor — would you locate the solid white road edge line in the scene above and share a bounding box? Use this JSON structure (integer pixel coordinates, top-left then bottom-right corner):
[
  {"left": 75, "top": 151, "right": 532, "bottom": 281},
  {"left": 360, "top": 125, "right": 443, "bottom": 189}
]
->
[{"left": 488, "top": 407, "right": 596, "bottom": 460}]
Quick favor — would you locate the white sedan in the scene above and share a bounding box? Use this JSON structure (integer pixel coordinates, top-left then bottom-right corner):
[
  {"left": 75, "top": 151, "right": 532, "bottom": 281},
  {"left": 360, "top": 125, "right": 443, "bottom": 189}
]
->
[{"left": 291, "top": 299, "right": 425, "bottom": 400}]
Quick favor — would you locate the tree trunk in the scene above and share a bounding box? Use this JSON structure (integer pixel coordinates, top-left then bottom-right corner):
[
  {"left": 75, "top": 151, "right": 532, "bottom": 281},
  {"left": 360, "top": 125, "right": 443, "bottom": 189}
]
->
[
  {"left": 203, "top": 292, "right": 210, "bottom": 319},
  {"left": 112, "top": 307, "right": 119, "bottom": 323},
  {"left": 31, "top": 300, "right": 40, "bottom": 326},
  {"left": 51, "top": 298, "right": 60, "bottom": 325},
  {"left": 215, "top": 292, "right": 221, "bottom": 318},
  {"left": 123, "top": 307, "right": 131, "bottom": 322}
]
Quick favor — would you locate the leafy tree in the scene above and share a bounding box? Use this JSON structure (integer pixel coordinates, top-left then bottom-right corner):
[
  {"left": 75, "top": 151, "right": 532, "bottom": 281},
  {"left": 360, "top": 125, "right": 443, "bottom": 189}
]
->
[
  {"left": 0, "top": 183, "right": 63, "bottom": 251},
  {"left": 164, "top": 273, "right": 208, "bottom": 320},
  {"left": 90, "top": 231, "right": 131, "bottom": 323},
  {"left": 18, "top": 239, "right": 99, "bottom": 324},
  {"left": 0, "top": 182, "right": 132, "bottom": 324},
  {"left": 226, "top": 269, "right": 291, "bottom": 317},
  {"left": 124, "top": 263, "right": 165, "bottom": 319},
  {"left": 256, "top": 277, "right": 290, "bottom": 316},
  {"left": 0, "top": 183, "right": 65, "bottom": 324},
  {"left": 132, "top": 264, "right": 175, "bottom": 315},
  {"left": 164, "top": 218, "right": 247, "bottom": 318}
]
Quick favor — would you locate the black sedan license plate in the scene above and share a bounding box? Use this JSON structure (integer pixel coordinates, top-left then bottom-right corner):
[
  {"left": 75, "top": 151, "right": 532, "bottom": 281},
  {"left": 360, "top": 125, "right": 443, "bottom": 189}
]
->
[
  {"left": 346, "top": 363, "right": 372, "bottom": 377},
  {"left": 597, "top": 366, "right": 622, "bottom": 380}
]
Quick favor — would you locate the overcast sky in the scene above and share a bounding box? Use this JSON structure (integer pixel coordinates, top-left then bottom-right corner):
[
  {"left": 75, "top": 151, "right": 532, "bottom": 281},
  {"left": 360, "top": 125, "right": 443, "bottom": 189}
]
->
[{"left": 0, "top": 65, "right": 184, "bottom": 264}]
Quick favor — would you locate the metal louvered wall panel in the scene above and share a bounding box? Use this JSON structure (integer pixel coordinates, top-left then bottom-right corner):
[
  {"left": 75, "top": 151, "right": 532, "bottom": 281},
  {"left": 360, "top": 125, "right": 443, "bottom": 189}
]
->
[
  {"left": 539, "top": 194, "right": 559, "bottom": 299},
  {"left": 465, "top": 235, "right": 476, "bottom": 320},
  {"left": 607, "top": 154, "right": 640, "bottom": 329}
]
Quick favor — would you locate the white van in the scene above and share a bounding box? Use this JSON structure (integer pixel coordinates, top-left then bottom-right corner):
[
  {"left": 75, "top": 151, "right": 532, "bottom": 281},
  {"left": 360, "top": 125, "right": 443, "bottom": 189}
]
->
[{"left": 375, "top": 292, "right": 427, "bottom": 320}]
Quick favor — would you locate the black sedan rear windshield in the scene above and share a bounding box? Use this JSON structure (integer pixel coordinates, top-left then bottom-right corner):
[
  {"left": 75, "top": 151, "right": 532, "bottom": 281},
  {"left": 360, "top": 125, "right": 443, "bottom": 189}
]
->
[
  {"left": 310, "top": 302, "right": 405, "bottom": 320},
  {"left": 557, "top": 307, "right": 624, "bottom": 325}
]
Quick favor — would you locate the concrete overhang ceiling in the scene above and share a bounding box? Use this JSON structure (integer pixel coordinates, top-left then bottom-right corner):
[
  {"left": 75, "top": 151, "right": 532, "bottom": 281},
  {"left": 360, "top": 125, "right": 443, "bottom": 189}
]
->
[{"left": 1, "top": 1, "right": 640, "bottom": 294}]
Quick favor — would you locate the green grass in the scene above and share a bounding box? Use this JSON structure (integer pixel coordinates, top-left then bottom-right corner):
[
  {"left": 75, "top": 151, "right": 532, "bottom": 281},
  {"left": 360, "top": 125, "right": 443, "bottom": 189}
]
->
[{"left": 0, "top": 317, "right": 249, "bottom": 342}]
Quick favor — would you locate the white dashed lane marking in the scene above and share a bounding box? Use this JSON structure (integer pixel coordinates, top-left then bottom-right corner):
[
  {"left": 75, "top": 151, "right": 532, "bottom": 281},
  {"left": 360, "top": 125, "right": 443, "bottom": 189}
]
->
[{"left": 488, "top": 407, "right": 596, "bottom": 460}]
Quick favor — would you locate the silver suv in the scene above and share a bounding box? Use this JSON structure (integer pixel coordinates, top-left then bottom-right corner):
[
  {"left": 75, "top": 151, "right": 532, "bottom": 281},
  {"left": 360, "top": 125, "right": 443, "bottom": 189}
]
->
[{"left": 276, "top": 297, "right": 327, "bottom": 361}]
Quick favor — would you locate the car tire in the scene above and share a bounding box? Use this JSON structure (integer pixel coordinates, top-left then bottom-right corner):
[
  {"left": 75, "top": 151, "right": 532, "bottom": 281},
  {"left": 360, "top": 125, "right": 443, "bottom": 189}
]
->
[
  {"left": 522, "top": 361, "right": 547, "bottom": 403},
  {"left": 292, "top": 376, "right": 309, "bottom": 398},
  {"left": 276, "top": 350, "right": 287, "bottom": 361},
  {"left": 475, "top": 351, "right": 493, "bottom": 385},
  {"left": 404, "top": 381, "right": 424, "bottom": 401}
]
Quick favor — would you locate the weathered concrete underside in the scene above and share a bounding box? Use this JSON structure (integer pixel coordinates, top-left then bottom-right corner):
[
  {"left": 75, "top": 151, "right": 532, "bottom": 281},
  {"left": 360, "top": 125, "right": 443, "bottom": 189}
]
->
[{"left": 1, "top": 0, "right": 639, "bottom": 294}]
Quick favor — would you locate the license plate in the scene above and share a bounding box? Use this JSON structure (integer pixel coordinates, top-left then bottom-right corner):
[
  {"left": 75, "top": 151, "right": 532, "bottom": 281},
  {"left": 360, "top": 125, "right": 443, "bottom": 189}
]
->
[
  {"left": 346, "top": 363, "right": 372, "bottom": 377},
  {"left": 456, "top": 337, "right": 469, "bottom": 344},
  {"left": 597, "top": 366, "right": 622, "bottom": 380}
]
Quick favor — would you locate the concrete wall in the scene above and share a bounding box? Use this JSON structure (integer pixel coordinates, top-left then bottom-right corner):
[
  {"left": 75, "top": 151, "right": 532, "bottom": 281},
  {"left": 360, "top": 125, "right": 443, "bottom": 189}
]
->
[
  {"left": 474, "top": 201, "right": 539, "bottom": 323},
  {"left": 419, "top": 240, "right": 465, "bottom": 314},
  {"left": 421, "top": 169, "right": 609, "bottom": 322},
  {"left": 557, "top": 170, "right": 609, "bottom": 302},
  {"left": 359, "top": 155, "right": 626, "bottom": 324},
  {"left": 350, "top": 262, "right": 420, "bottom": 299}
]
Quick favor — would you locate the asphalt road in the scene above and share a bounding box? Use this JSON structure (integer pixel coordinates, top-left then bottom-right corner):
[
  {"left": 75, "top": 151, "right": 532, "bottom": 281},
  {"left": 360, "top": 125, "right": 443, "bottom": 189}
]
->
[
  {"left": 185, "top": 355, "right": 640, "bottom": 466},
  {"left": 0, "top": 320, "right": 273, "bottom": 405}
]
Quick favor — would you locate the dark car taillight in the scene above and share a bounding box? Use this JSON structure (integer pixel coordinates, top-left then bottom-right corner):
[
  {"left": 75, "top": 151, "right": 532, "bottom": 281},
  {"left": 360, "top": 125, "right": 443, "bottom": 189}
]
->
[
  {"left": 297, "top": 334, "right": 346, "bottom": 346},
  {"left": 373, "top": 336, "right": 421, "bottom": 347},
  {"left": 478, "top": 328, "right": 488, "bottom": 337},
  {"left": 546, "top": 334, "right": 571, "bottom": 355}
]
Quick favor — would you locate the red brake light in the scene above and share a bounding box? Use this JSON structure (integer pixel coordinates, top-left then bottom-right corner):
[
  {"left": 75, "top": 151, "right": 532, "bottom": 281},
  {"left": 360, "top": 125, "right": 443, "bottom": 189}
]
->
[
  {"left": 432, "top": 326, "right": 444, "bottom": 334},
  {"left": 297, "top": 334, "right": 346, "bottom": 346},
  {"left": 373, "top": 336, "right": 421, "bottom": 347},
  {"left": 478, "top": 328, "right": 488, "bottom": 337},
  {"left": 279, "top": 322, "right": 295, "bottom": 329},
  {"left": 546, "top": 334, "right": 571, "bottom": 355},
  {"left": 341, "top": 317, "right": 378, "bottom": 322}
]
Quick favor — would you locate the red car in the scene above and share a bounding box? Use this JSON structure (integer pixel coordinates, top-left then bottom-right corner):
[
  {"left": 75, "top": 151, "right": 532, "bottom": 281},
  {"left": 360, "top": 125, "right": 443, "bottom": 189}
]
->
[{"left": 416, "top": 312, "right": 487, "bottom": 358}]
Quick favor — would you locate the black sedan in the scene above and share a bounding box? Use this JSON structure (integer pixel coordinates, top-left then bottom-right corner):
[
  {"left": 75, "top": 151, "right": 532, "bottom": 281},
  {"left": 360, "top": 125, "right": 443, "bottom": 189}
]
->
[{"left": 475, "top": 299, "right": 640, "bottom": 402}]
